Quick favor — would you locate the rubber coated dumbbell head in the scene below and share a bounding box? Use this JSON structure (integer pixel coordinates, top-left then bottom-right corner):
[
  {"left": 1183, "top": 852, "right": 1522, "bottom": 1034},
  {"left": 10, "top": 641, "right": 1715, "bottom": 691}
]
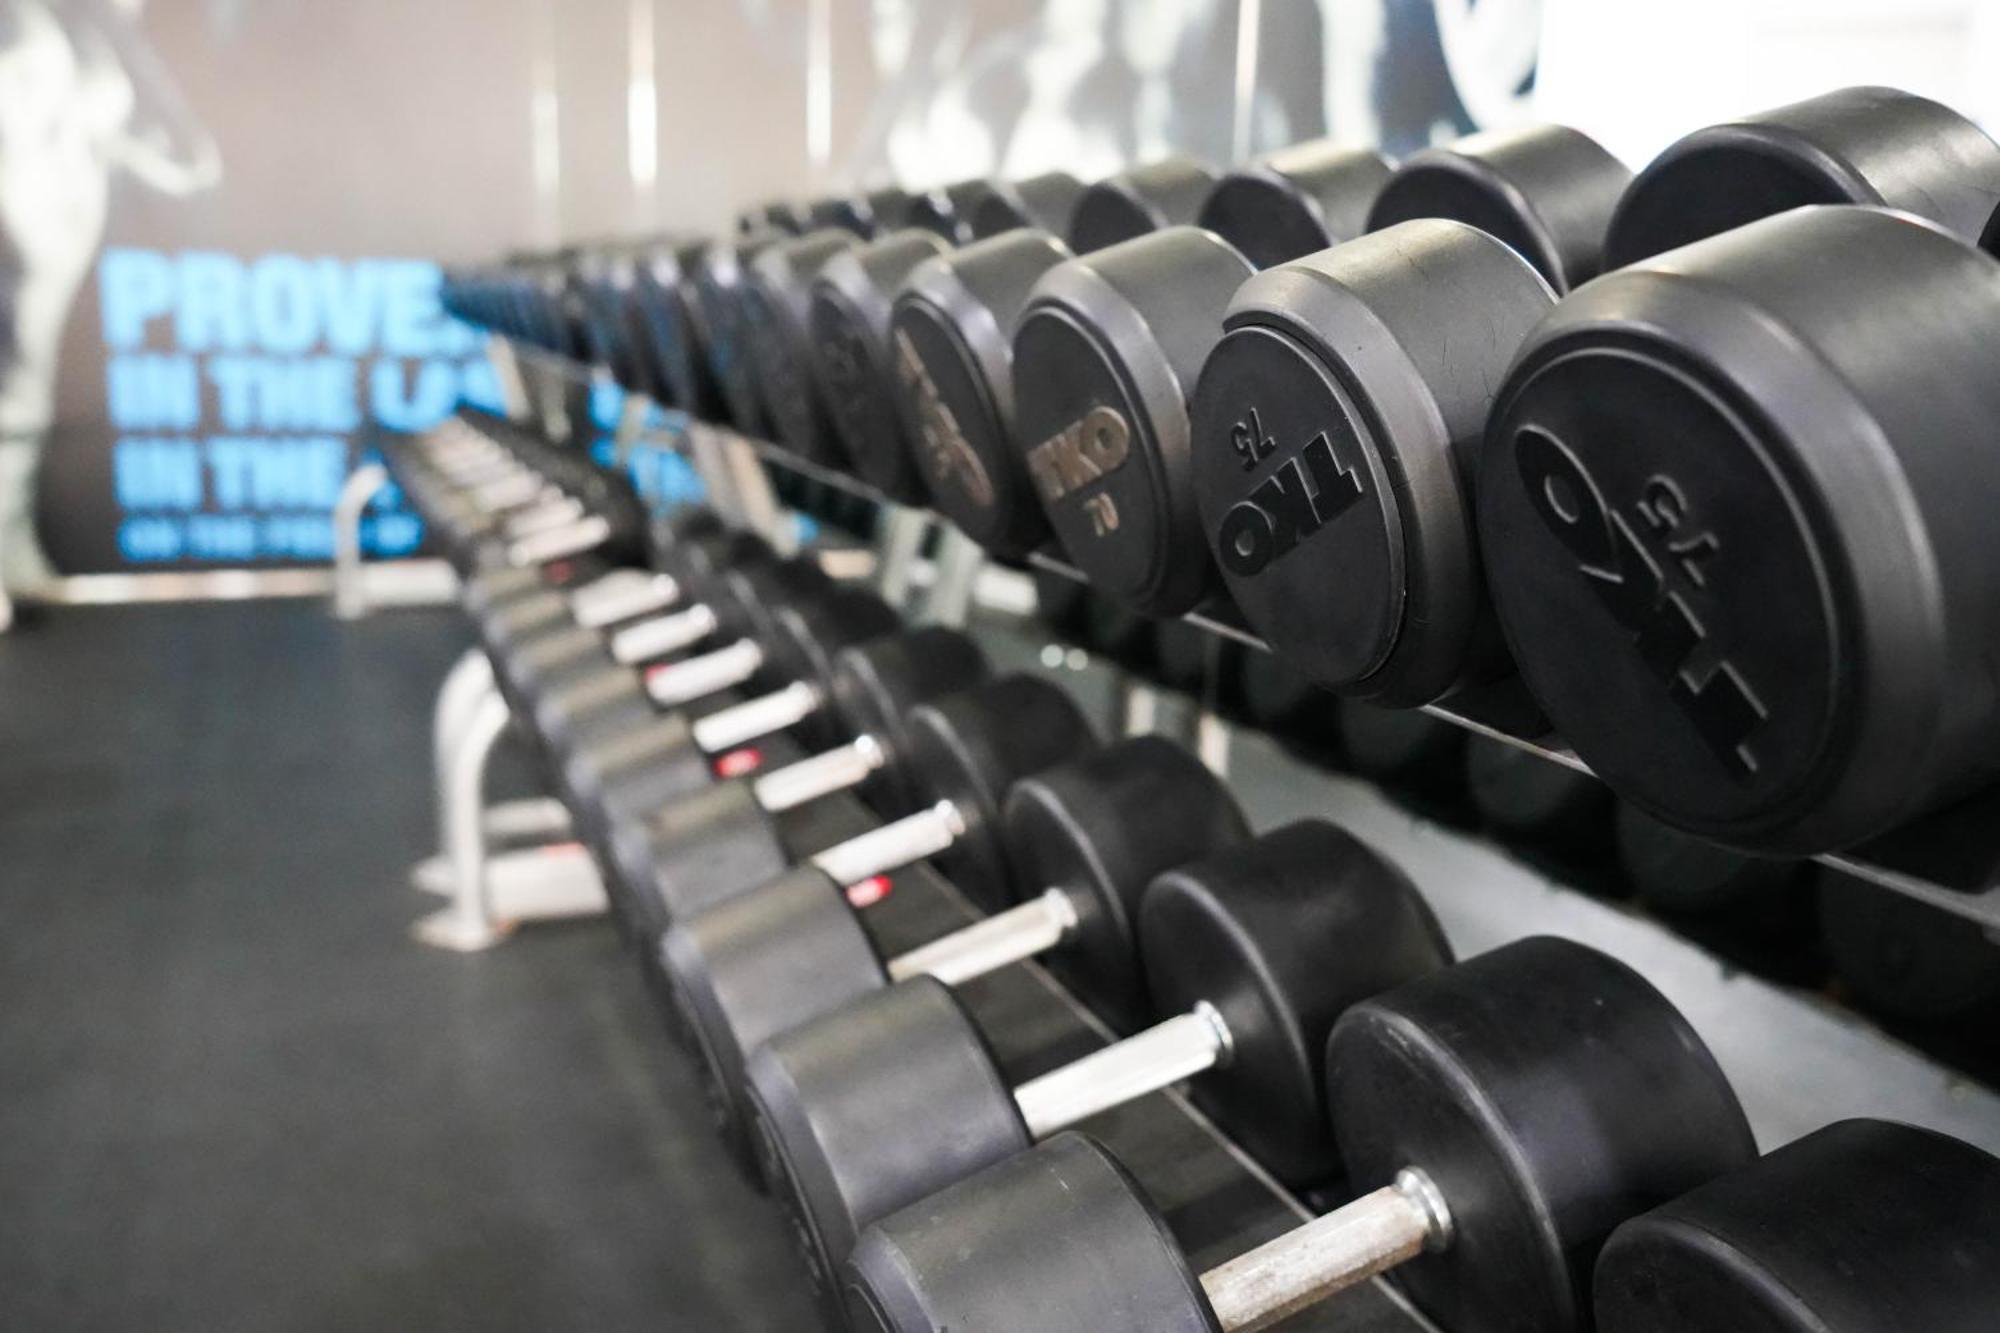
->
[
  {"left": 810, "top": 187, "right": 914, "bottom": 240},
  {"left": 1066, "top": 155, "right": 1218, "bottom": 252},
  {"left": 1189, "top": 219, "right": 1555, "bottom": 704},
  {"left": 1817, "top": 868, "right": 2000, "bottom": 1023},
  {"left": 741, "top": 820, "right": 1448, "bottom": 1308},
  {"left": 1605, "top": 85, "right": 2000, "bottom": 268},
  {"left": 888, "top": 229, "right": 1076, "bottom": 557},
  {"left": 1327, "top": 936, "right": 1755, "bottom": 1332},
  {"left": 1480, "top": 207, "right": 2000, "bottom": 854},
  {"left": 807, "top": 229, "right": 955, "bottom": 500},
  {"left": 1149, "top": 617, "right": 1240, "bottom": 704},
  {"left": 741, "top": 228, "right": 860, "bottom": 465},
  {"left": 659, "top": 735, "right": 1232, "bottom": 1181},
  {"left": 740, "top": 200, "right": 808, "bottom": 236},
  {"left": 1464, "top": 733, "right": 1611, "bottom": 851},
  {"left": 904, "top": 179, "right": 998, "bottom": 245},
  {"left": 1140, "top": 820, "right": 1450, "bottom": 1183},
  {"left": 814, "top": 626, "right": 989, "bottom": 805},
  {"left": 633, "top": 239, "right": 725, "bottom": 419},
  {"left": 694, "top": 230, "right": 788, "bottom": 432},
  {"left": 844, "top": 1132, "right": 1221, "bottom": 1333},
  {"left": 995, "top": 735, "right": 1250, "bottom": 1029},
  {"left": 1236, "top": 649, "right": 1344, "bottom": 756},
  {"left": 1197, "top": 140, "right": 1393, "bottom": 269},
  {"left": 971, "top": 170, "right": 1086, "bottom": 239},
  {"left": 746, "top": 587, "right": 902, "bottom": 723},
  {"left": 1366, "top": 124, "right": 1630, "bottom": 293},
  {"left": 1012, "top": 226, "right": 1256, "bottom": 615},
  {"left": 1595, "top": 1118, "right": 2000, "bottom": 1332},
  {"left": 1614, "top": 803, "right": 1801, "bottom": 916}
]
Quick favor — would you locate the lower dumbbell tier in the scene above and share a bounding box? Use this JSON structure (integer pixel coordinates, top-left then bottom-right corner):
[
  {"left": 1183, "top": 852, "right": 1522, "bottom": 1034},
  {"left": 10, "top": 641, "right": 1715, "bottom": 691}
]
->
[{"left": 740, "top": 775, "right": 1432, "bottom": 1332}]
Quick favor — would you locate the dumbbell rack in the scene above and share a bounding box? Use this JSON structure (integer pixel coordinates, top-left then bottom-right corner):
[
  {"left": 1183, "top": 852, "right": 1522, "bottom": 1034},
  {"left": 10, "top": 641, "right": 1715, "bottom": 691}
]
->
[
  {"left": 447, "top": 338, "right": 1450, "bottom": 1331},
  {"left": 492, "top": 339, "right": 2000, "bottom": 940}
]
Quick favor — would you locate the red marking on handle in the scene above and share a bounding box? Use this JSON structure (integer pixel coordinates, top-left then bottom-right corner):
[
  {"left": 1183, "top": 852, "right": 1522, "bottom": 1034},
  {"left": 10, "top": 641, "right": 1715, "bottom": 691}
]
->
[
  {"left": 713, "top": 747, "right": 764, "bottom": 779},
  {"left": 539, "top": 840, "right": 585, "bottom": 857},
  {"left": 844, "top": 875, "right": 892, "bottom": 909}
]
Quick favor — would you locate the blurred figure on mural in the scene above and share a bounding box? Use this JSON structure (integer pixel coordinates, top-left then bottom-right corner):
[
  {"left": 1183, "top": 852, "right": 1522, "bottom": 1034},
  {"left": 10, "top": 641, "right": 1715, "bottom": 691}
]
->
[{"left": 0, "top": 0, "right": 217, "bottom": 630}]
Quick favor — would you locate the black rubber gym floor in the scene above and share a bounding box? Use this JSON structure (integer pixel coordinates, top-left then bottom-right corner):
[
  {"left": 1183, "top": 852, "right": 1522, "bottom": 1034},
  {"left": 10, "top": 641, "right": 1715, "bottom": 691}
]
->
[{"left": 0, "top": 601, "right": 818, "bottom": 1332}]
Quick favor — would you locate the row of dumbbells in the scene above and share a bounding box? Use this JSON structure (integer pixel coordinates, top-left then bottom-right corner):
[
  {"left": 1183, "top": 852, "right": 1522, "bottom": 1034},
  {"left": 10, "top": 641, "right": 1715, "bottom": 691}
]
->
[
  {"left": 1055, "top": 604, "right": 2000, "bottom": 1030},
  {"left": 380, "top": 410, "right": 1998, "bottom": 1332},
  {"left": 446, "top": 83, "right": 2000, "bottom": 869}
]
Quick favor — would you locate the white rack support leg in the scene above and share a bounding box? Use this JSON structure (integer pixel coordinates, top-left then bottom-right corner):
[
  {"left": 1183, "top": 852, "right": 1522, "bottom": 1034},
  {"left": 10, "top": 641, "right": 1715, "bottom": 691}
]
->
[
  {"left": 874, "top": 507, "right": 931, "bottom": 611},
  {"left": 412, "top": 687, "right": 608, "bottom": 949},
  {"left": 923, "top": 526, "right": 986, "bottom": 627},
  {"left": 332, "top": 463, "right": 390, "bottom": 619},
  {"left": 414, "top": 689, "right": 517, "bottom": 951},
  {"left": 411, "top": 796, "right": 576, "bottom": 895},
  {"left": 426, "top": 651, "right": 496, "bottom": 863}
]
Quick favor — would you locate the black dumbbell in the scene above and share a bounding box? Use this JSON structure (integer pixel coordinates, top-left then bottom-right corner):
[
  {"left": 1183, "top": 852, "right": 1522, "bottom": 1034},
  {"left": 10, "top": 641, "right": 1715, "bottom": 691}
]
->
[
  {"left": 1196, "top": 139, "right": 1392, "bottom": 268},
  {"left": 1366, "top": 124, "right": 1630, "bottom": 293},
  {"left": 1818, "top": 868, "right": 2000, "bottom": 1023},
  {"left": 664, "top": 736, "right": 1247, "bottom": 1176},
  {"left": 1596, "top": 1118, "right": 2000, "bottom": 1331},
  {"left": 810, "top": 187, "right": 915, "bottom": 240},
  {"left": 1336, "top": 698, "right": 1466, "bottom": 794},
  {"left": 1479, "top": 206, "right": 2000, "bottom": 854},
  {"left": 808, "top": 227, "right": 956, "bottom": 500},
  {"left": 744, "top": 821, "right": 1450, "bottom": 1301},
  {"left": 905, "top": 179, "right": 1000, "bottom": 245},
  {"left": 1186, "top": 218, "right": 1555, "bottom": 702},
  {"left": 1029, "top": 567, "right": 1090, "bottom": 642},
  {"left": 890, "top": 228, "right": 1077, "bottom": 557},
  {"left": 629, "top": 238, "right": 726, "bottom": 419},
  {"left": 1233, "top": 650, "right": 1344, "bottom": 758},
  {"left": 1149, "top": 618, "right": 1240, "bottom": 705},
  {"left": 885, "top": 156, "right": 1218, "bottom": 561},
  {"left": 1463, "top": 734, "right": 1612, "bottom": 853},
  {"left": 1010, "top": 224, "right": 1254, "bottom": 616},
  {"left": 1066, "top": 155, "right": 1219, "bottom": 251},
  {"left": 740, "top": 228, "right": 863, "bottom": 464},
  {"left": 1614, "top": 803, "right": 1803, "bottom": 916},
  {"left": 848, "top": 936, "right": 1753, "bottom": 1333},
  {"left": 970, "top": 170, "right": 1086, "bottom": 239},
  {"left": 738, "top": 200, "right": 808, "bottom": 236},
  {"left": 1605, "top": 85, "right": 2000, "bottom": 268},
  {"left": 623, "top": 672, "right": 1096, "bottom": 933},
  {"left": 693, "top": 229, "right": 790, "bottom": 433}
]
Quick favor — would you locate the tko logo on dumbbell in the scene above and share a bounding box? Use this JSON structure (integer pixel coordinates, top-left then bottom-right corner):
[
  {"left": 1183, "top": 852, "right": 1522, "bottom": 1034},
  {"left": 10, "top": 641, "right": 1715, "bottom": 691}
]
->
[
  {"left": 1026, "top": 405, "right": 1130, "bottom": 536},
  {"left": 1213, "top": 410, "right": 1366, "bottom": 575},
  {"left": 892, "top": 329, "right": 994, "bottom": 510},
  {"left": 1516, "top": 426, "right": 1768, "bottom": 778},
  {"left": 818, "top": 322, "right": 873, "bottom": 422}
]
